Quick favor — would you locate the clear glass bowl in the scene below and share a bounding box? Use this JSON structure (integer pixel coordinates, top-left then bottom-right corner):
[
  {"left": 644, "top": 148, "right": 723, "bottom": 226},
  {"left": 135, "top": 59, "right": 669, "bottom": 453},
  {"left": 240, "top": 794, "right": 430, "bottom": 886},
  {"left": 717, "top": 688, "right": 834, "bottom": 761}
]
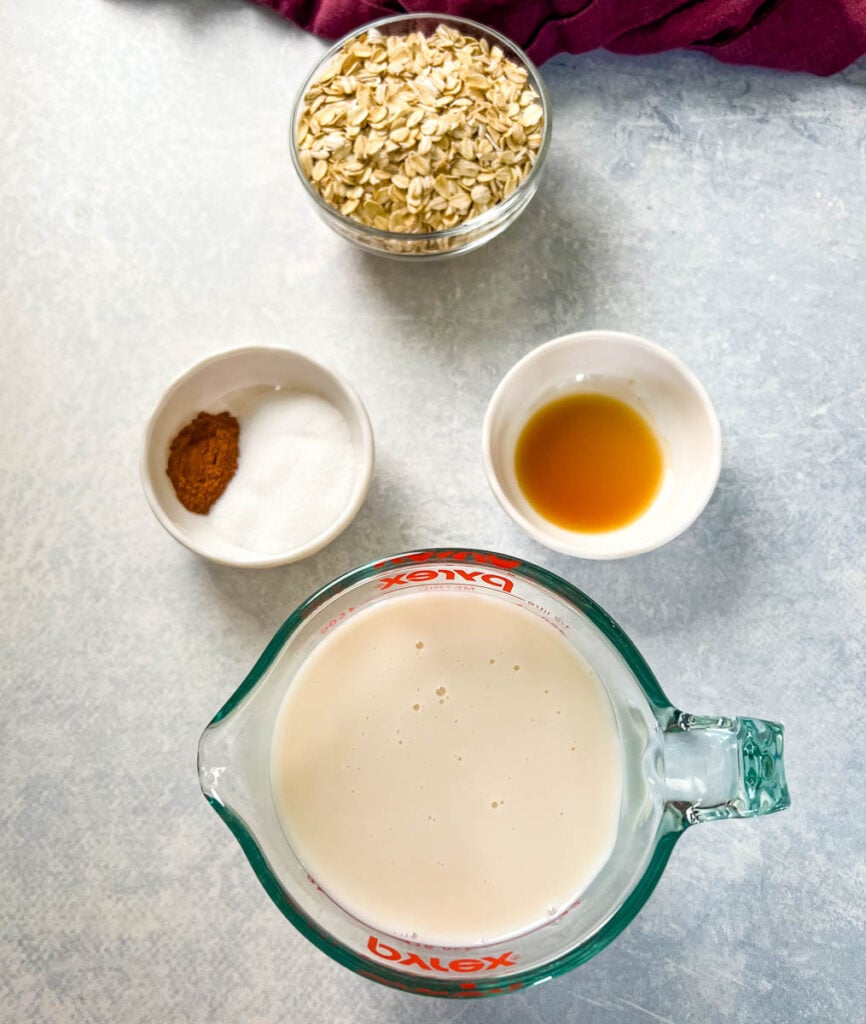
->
[{"left": 288, "top": 15, "right": 552, "bottom": 260}]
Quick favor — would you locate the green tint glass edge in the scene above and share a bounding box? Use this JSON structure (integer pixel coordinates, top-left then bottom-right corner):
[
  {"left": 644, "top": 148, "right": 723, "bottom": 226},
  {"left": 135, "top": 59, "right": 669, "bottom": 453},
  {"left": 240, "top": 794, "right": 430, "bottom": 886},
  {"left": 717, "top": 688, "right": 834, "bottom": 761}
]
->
[
  {"left": 201, "top": 548, "right": 683, "bottom": 996},
  {"left": 208, "top": 561, "right": 366, "bottom": 724}
]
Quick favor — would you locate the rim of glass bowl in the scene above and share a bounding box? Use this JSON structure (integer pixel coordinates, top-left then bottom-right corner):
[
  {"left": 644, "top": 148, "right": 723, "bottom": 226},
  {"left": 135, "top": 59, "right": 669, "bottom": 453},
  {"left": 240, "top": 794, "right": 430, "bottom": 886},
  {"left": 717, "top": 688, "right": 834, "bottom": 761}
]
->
[
  {"left": 288, "top": 14, "right": 552, "bottom": 246},
  {"left": 201, "top": 548, "right": 683, "bottom": 998}
]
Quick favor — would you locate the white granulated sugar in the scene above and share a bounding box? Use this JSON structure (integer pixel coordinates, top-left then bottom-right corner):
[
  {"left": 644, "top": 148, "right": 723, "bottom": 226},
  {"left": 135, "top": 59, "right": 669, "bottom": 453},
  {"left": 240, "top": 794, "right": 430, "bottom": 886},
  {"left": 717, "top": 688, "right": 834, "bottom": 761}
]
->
[{"left": 209, "top": 389, "right": 357, "bottom": 554}]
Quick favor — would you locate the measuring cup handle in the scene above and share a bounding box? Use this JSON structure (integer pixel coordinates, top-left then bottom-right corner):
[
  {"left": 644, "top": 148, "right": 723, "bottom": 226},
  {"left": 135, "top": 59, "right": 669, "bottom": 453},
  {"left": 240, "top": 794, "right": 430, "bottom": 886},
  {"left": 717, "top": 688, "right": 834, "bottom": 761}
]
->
[{"left": 661, "top": 712, "right": 790, "bottom": 826}]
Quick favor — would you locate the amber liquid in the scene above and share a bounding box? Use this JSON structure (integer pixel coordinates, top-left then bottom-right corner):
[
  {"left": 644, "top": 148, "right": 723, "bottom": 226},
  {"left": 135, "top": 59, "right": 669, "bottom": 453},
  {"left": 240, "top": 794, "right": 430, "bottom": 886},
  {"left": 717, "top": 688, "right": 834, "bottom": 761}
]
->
[{"left": 514, "top": 393, "right": 664, "bottom": 533}]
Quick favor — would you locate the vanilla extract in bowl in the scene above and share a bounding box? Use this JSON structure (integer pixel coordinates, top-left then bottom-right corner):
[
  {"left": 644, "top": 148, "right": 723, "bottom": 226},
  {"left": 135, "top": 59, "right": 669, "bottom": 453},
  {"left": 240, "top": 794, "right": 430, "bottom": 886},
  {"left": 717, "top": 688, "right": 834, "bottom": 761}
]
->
[{"left": 515, "top": 392, "right": 664, "bottom": 533}]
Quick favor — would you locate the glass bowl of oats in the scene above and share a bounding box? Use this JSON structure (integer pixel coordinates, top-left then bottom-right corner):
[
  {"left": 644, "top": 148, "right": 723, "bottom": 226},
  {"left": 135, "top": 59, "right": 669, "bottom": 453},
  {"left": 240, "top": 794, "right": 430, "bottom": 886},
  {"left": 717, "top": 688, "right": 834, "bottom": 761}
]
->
[{"left": 289, "top": 14, "right": 551, "bottom": 259}]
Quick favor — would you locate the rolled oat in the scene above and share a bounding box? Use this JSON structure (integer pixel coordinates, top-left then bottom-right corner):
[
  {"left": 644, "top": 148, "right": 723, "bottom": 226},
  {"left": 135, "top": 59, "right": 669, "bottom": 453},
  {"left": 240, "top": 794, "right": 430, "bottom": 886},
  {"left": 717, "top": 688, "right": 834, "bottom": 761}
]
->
[{"left": 295, "top": 23, "right": 544, "bottom": 235}]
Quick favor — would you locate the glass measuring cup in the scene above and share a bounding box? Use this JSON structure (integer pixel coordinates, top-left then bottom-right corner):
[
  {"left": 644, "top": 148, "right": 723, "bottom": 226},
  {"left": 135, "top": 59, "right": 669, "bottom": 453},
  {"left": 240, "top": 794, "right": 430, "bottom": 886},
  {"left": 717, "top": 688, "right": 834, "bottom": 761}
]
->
[{"left": 198, "top": 549, "right": 789, "bottom": 998}]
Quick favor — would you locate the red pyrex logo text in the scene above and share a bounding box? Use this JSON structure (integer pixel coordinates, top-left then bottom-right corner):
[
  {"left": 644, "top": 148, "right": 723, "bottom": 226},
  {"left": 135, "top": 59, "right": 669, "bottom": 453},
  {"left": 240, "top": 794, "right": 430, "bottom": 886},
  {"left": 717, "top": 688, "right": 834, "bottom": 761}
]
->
[
  {"left": 377, "top": 569, "right": 515, "bottom": 593},
  {"left": 366, "top": 935, "right": 517, "bottom": 973},
  {"left": 374, "top": 551, "right": 521, "bottom": 594}
]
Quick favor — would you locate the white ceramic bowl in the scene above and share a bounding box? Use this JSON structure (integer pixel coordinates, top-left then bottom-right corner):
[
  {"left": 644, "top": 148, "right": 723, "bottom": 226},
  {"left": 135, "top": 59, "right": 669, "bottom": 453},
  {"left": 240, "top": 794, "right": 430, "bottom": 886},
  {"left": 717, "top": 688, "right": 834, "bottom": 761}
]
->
[
  {"left": 142, "top": 347, "right": 374, "bottom": 567},
  {"left": 482, "top": 331, "right": 721, "bottom": 559}
]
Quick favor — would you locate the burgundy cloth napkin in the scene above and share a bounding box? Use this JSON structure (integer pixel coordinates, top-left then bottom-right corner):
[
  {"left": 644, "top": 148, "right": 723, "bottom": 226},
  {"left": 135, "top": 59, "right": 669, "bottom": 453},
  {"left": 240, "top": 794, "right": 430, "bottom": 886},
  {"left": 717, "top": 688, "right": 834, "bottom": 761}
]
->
[{"left": 250, "top": 0, "right": 866, "bottom": 75}]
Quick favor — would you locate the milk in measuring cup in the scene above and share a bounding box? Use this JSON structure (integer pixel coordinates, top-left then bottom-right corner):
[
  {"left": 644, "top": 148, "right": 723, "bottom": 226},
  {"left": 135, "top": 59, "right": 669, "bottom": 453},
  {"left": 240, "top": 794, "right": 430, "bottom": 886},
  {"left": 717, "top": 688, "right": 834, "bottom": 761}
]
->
[{"left": 270, "top": 590, "right": 623, "bottom": 947}]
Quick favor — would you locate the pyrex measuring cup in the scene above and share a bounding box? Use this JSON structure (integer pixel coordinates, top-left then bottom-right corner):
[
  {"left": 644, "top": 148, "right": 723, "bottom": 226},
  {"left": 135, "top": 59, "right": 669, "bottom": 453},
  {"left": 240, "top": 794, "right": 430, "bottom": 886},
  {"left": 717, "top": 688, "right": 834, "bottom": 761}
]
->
[{"left": 198, "top": 549, "right": 789, "bottom": 998}]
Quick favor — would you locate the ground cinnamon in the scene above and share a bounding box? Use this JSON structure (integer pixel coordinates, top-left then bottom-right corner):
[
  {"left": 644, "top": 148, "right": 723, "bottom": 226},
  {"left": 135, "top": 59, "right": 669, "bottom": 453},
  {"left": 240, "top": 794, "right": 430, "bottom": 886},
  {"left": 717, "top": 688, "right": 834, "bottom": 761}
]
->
[{"left": 167, "top": 411, "right": 240, "bottom": 514}]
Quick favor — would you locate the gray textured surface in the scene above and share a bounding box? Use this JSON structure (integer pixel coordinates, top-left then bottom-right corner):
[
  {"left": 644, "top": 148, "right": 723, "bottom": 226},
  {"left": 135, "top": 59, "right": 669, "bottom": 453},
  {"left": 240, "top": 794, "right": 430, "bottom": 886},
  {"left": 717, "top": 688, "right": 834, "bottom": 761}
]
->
[{"left": 2, "top": 1, "right": 865, "bottom": 1021}]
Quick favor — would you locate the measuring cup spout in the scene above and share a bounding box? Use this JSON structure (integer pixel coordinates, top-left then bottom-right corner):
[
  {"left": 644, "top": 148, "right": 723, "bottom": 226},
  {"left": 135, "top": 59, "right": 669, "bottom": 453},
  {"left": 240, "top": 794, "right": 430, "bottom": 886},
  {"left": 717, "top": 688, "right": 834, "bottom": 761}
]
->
[{"left": 662, "top": 712, "right": 789, "bottom": 827}]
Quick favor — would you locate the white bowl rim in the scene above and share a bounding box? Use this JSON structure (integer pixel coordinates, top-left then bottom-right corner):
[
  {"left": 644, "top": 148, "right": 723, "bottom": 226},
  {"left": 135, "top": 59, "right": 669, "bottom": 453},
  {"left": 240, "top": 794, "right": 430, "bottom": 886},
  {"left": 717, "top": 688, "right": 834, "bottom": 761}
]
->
[
  {"left": 481, "top": 330, "right": 722, "bottom": 559},
  {"left": 141, "top": 345, "right": 375, "bottom": 568}
]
